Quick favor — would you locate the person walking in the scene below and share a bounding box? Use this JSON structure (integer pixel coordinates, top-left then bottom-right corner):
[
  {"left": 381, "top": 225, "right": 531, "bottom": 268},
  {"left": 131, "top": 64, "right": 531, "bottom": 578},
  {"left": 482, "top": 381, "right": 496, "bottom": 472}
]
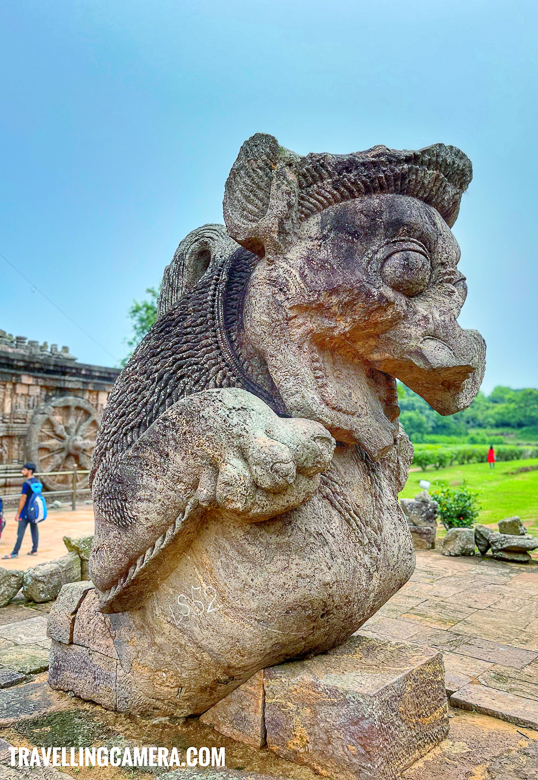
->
[
  {"left": 487, "top": 446, "right": 496, "bottom": 470},
  {"left": 2, "top": 462, "right": 40, "bottom": 558}
]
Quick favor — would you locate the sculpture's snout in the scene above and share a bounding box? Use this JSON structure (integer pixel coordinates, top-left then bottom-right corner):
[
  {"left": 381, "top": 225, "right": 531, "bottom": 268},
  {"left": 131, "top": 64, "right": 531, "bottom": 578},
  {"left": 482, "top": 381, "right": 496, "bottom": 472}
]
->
[{"left": 373, "top": 321, "right": 486, "bottom": 415}]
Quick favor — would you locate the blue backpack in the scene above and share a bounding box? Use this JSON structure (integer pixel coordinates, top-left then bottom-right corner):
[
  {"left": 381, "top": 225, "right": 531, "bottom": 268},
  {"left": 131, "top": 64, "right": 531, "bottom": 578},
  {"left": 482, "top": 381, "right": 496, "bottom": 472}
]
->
[{"left": 25, "top": 478, "right": 47, "bottom": 523}]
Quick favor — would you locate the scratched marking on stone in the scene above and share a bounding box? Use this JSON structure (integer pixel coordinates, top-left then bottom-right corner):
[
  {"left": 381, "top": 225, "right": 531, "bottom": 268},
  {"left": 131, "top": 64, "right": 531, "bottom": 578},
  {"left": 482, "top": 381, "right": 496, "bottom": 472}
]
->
[{"left": 169, "top": 583, "right": 220, "bottom": 625}]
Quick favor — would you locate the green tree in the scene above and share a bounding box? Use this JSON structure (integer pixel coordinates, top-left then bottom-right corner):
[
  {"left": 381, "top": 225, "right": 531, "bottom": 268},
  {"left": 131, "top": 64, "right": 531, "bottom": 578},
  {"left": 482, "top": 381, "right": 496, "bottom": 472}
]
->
[{"left": 122, "top": 286, "right": 160, "bottom": 366}]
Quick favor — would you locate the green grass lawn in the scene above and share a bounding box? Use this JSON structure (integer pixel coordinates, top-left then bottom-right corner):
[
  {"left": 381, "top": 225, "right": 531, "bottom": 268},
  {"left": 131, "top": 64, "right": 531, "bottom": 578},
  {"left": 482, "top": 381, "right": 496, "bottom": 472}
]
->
[{"left": 400, "top": 457, "right": 538, "bottom": 533}]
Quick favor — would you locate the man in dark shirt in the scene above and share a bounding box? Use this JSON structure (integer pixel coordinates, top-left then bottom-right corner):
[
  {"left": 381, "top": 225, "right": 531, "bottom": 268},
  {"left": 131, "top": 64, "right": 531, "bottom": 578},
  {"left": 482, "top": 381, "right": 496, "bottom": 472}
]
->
[{"left": 2, "top": 462, "right": 39, "bottom": 559}]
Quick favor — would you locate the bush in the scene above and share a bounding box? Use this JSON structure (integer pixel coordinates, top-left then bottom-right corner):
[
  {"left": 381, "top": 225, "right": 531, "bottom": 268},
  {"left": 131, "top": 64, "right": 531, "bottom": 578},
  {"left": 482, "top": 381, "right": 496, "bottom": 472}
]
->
[{"left": 431, "top": 484, "right": 480, "bottom": 530}]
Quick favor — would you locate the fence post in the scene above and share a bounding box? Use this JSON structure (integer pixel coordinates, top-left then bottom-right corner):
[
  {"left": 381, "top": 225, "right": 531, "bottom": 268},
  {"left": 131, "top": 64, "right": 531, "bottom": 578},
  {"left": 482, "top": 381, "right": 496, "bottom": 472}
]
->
[{"left": 72, "top": 465, "right": 78, "bottom": 511}]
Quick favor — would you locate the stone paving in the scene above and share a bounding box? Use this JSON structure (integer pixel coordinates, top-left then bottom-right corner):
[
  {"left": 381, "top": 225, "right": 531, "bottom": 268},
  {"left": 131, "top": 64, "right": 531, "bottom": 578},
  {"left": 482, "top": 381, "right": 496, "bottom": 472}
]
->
[
  {"left": 0, "top": 609, "right": 51, "bottom": 685},
  {"left": 0, "top": 553, "right": 538, "bottom": 777},
  {"left": 358, "top": 549, "right": 538, "bottom": 729}
]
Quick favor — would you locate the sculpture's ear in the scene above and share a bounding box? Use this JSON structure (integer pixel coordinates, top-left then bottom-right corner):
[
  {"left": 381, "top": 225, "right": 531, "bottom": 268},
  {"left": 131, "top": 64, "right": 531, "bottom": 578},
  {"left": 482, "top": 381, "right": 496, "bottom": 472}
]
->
[
  {"left": 224, "top": 133, "right": 301, "bottom": 258},
  {"left": 157, "top": 224, "right": 239, "bottom": 319}
]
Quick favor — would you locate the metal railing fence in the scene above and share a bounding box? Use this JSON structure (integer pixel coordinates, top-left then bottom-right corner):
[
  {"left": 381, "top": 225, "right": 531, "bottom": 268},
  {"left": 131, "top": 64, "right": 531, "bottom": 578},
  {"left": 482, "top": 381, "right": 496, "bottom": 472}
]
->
[{"left": 0, "top": 465, "right": 90, "bottom": 511}]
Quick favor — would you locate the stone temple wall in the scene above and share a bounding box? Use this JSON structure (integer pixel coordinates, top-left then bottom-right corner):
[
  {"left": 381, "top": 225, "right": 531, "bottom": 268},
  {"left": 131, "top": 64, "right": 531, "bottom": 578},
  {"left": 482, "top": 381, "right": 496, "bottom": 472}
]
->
[{"left": 0, "top": 329, "right": 120, "bottom": 469}]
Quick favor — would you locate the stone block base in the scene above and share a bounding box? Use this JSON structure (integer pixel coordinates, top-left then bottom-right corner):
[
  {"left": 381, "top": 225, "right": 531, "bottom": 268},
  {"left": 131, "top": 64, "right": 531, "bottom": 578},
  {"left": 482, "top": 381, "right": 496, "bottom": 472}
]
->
[
  {"left": 48, "top": 585, "right": 448, "bottom": 778},
  {"left": 409, "top": 526, "right": 436, "bottom": 550},
  {"left": 202, "top": 636, "right": 448, "bottom": 780}
]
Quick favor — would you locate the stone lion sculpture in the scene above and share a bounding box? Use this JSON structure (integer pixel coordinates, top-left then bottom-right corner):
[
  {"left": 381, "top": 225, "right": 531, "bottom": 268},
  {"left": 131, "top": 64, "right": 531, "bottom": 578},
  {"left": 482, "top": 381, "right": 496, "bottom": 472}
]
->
[{"left": 87, "top": 134, "right": 485, "bottom": 716}]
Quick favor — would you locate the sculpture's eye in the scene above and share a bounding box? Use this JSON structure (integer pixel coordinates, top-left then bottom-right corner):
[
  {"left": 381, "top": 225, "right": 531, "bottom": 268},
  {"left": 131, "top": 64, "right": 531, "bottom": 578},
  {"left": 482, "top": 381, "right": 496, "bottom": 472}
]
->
[{"left": 381, "top": 247, "right": 431, "bottom": 297}]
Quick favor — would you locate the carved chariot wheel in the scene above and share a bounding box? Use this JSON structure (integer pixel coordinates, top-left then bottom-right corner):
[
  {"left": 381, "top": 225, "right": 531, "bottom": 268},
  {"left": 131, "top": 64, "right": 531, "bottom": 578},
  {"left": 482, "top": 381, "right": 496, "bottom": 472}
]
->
[{"left": 26, "top": 396, "right": 100, "bottom": 491}]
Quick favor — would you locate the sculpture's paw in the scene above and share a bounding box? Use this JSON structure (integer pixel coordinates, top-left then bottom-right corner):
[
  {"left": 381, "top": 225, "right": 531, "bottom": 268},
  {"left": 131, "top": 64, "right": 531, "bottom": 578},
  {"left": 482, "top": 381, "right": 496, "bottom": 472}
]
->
[{"left": 193, "top": 395, "right": 335, "bottom": 521}]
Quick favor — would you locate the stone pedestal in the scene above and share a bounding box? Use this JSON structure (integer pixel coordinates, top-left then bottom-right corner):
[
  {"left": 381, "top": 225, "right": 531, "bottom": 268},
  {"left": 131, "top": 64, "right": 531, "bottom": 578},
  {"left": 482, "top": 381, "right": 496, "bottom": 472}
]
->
[
  {"left": 409, "top": 525, "right": 436, "bottom": 550},
  {"left": 400, "top": 491, "right": 438, "bottom": 550},
  {"left": 202, "top": 636, "right": 448, "bottom": 780},
  {"left": 49, "top": 584, "right": 448, "bottom": 778}
]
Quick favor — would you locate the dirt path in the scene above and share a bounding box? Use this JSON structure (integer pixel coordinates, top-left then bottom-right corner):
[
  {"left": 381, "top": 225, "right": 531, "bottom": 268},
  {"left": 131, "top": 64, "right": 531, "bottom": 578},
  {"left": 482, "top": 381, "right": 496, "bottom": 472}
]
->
[{"left": 0, "top": 505, "right": 94, "bottom": 570}]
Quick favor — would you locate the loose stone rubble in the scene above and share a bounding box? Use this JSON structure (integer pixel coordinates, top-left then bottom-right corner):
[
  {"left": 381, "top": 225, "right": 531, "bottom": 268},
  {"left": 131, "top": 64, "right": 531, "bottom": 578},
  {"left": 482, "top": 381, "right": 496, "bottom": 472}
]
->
[
  {"left": 475, "top": 524, "right": 494, "bottom": 554},
  {"left": 474, "top": 517, "right": 538, "bottom": 563},
  {"left": 489, "top": 532, "right": 538, "bottom": 563},
  {"left": 498, "top": 516, "right": 526, "bottom": 535},
  {"left": 22, "top": 553, "right": 81, "bottom": 603},
  {"left": 0, "top": 568, "right": 23, "bottom": 608},
  {"left": 400, "top": 490, "right": 438, "bottom": 549},
  {"left": 442, "top": 528, "right": 476, "bottom": 556}
]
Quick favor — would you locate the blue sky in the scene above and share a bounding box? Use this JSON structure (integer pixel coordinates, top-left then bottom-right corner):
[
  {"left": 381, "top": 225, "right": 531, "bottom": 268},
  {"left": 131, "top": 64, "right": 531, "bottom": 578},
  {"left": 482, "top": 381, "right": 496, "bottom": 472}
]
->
[{"left": 1, "top": 0, "right": 536, "bottom": 392}]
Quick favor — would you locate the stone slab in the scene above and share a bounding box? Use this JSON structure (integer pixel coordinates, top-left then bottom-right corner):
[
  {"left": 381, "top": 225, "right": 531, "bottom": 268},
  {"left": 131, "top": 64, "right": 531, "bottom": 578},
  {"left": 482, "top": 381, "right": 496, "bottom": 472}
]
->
[
  {"left": 0, "top": 765, "right": 75, "bottom": 779},
  {"left": 355, "top": 616, "right": 421, "bottom": 641},
  {"left": 442, "top": 652, "right": 493, "bottom": 695},
  {"left": 454, "top": 637, "right": 538, "bottom": 669},
  {"left": 0, "top": 616, "right": 48, "bottom": 646},
  {"left": 0, "top": 643, "right": 50, "bottom": 674},
  {"left": 63, "top": 534, "right": 93, "bottom": 560},
  {"left": 72, "top": 589, "right": 118, "bottom": 659},
  {"left": 442, "top": 528, "right": 476, "bottom": 557},
  {"left": 490, "top": 532, "right": 538, "bottom": 554},
  {"left": 48, "top": 639, "right": 117, "bottom": 710},
  {"left": 0, "top": 568, "right": 23, "bottom": 608},
  {"left": 0, "top": 605, "right": 42, "bottom": 627},
  {"left": 498, "top": 517, "right": 526, "bottom": 536},
  {"left": 475, "top": 524, "right": 494, "bottom": 555},
  {"left": 22, "top": 553, "right": 81, "bottom": 603},
  {"left": 478, "top": 664, "right": 538, "bottom": 701},
  {"left": 451, "top": 683, "right": 538, "bottom": 730},
  {"left": 410, "top": 526, "right": 436, "bottom": 550},
  {"left": 0, "top": 682, "right": 68, "bottom": 726},
  {"left": 47, "top": 581, "right": 93, "bottom": 644},
  {"left": 201, "top": 671, "right": 265, "bottom": 748},
  {"left": 402, "top": 599, "right": 477, "bottom": 629},
  {"left": 161, "top": 773, "right": 285, "bottom": 780},
  {"left": 264, "top": 635, "right": 449, "bottom": 780},
  {"left": 492, "top": 551, "right": 532, "bottom": 563},
  {"left": 0, "top": 668, "right": 27, "bottom": 689}
]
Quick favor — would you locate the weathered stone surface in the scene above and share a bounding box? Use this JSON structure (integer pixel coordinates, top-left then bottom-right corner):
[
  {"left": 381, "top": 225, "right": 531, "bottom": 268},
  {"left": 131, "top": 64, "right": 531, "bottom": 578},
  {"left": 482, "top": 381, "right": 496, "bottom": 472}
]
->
[
  {"left": 63, "top": 534, "right": 93, "bottom": 560},
  {"left": 72, "top": 589, "right": 118, "bottom": 659},
  {"left": 493, "top": 550, "right": 532, "bottom": 563},
  {"left": 475, "top": 524, "right": 494, "bottom": 555},
  {"left": 442, "top": 652, "right": 493, "bottom": 695},
  {"left": 200, "top": 671, "right": 265, "bottom": 748},
  {"left": 454, "top": 637, "right": 538, "bottom": 669},
  {"left": 264, "top": 635, "right": 448, "bottom": 780},
  {"left": 161, "top": 773, "right": 284, "bottom": 780},
  {"left": 80, "top": 559, "right": 91, "bottom": 580},
  {"left": 48, "top": 640, "right": 117, "bottom": 710},
  {"left": 0, "top": 568, "right": 23, "bottom": 608},
  {"left": 0, "top": 681, "right": 68, "bottom": 726},
  {"left": 442, "top": 528, "right": 476, "bottom": 556},
  {"left": 0, "top": 668, "right": 27, "bottom": 689},
  {"left": 0, "top": 643, "right": 49, "bottom": 674},
  {"left": 478, "top": 663, "right": 538, "bottom": 701},
  {"left": 401, "top": 491, "right": 438, "bottom": 528},
  {"left": 410, "top": 526, "right": 436, "bottom": 550},
  {"left": 0, "top": 767, "right": 75, "bottom": 779},
  {"left": 489, "top": 532, "right": 538, "bottom": 561},
  {"left": 451, "top": 683, "right": 538, "bottom": 729},
  {"left": 498, "top": 516, "right": 526, "bottom": 536},
  {"left": 0, "top": 616, "right": 48, "bottom": 647},
  {"left": 49, "top": 134, "right": 484, "bottom": 718},
  {"left": 22, "top": 553, "right": 81, "bottom": 603},
  {"left": 47, "top": 581, "right": 93, "bottom": 644}
]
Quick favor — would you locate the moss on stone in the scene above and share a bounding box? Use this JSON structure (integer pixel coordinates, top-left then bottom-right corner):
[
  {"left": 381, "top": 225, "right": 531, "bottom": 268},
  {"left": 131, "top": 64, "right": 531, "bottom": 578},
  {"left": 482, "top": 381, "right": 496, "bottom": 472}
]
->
[{"left": 14, "top": 709, "right": 114, "bottom": 748}]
